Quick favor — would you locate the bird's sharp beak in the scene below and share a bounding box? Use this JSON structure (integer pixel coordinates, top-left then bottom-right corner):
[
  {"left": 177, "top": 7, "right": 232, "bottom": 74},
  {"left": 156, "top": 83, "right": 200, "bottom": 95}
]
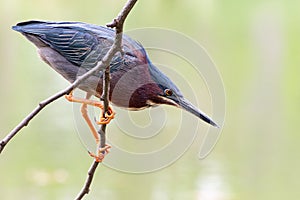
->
[{"left": 176, "top": 98, "right": 219, "bottom": 128}]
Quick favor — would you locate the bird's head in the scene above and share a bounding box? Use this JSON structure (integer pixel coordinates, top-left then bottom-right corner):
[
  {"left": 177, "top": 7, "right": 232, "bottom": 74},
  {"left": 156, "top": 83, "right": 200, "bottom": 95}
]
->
[{"left": 148, "top": 62, "right": 219, "bottom": 128}]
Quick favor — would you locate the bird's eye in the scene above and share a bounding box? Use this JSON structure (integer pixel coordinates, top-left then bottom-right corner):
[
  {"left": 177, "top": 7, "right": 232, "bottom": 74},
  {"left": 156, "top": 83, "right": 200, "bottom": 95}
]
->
[{"left": 164, "top": 89, "right": 173, "bottom": 96}]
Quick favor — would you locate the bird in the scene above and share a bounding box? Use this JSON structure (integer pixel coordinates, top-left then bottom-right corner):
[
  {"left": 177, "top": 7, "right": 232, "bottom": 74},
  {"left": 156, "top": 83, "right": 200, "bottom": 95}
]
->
[{"left": 12, "top": 20, "right": 218, "bottom": 161}]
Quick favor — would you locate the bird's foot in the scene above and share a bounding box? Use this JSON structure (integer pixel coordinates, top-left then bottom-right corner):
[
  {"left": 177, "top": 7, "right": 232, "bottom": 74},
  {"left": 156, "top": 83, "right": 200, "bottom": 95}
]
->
[
  {"left": 65, "top": 91, "right": 115, "bottom": 125},
  {"left": 96, "top": 106, "right": 115, "bottom": 125},
  {"left": 88, "top": 144, "right": 111, "bottom": 162}
]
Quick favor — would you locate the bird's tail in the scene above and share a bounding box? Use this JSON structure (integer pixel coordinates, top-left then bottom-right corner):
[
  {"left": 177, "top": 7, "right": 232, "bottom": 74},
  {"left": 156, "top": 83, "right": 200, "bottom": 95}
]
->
[{"left": 12, "top": 20, "right": 49, "bottom": 34}]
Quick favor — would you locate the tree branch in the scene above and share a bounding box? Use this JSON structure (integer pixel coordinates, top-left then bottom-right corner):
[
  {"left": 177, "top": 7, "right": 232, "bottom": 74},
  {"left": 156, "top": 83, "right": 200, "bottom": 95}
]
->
[
  {"left": 75, "top": 0, "right": 138, "bottom": 199},
  {"left": 0, "top": 0, "right": 138, "bottom": 155}
]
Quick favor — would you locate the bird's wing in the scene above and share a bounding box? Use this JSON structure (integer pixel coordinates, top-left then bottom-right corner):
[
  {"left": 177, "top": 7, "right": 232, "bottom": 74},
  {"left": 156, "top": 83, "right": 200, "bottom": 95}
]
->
[
  {"left": 13, "top": 21, "right": 150, "bottom": 71},
  {"left": 13, "top": 21, "right": 116, "bottom": 68}
]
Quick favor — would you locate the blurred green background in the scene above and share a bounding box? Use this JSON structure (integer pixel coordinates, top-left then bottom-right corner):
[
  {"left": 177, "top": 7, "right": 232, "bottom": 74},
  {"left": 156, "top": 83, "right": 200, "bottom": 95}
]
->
[{"left": 1, "top": 0, "right": 299, "bottom": 199}]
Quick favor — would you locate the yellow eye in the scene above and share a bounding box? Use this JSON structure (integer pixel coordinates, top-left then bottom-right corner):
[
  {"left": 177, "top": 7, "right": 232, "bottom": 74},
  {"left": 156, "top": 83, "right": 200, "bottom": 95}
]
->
[{"left": 164, "top": 89, "right": 173, "bottom": 96}]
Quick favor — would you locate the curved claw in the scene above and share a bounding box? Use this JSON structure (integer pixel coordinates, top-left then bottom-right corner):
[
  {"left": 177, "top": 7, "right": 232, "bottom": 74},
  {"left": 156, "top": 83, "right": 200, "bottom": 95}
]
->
[
  {"left": 96, "top": 107, "right": 115, "bottom": 125},
  {"left": 65, "top": 92, "right": 74, "bottom": 101}
]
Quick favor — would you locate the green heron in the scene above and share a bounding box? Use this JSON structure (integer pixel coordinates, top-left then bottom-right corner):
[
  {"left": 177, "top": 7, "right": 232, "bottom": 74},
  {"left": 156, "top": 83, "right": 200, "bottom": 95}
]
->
[{"left": 13, "top": 20, "right": 218, "bottom": 161}]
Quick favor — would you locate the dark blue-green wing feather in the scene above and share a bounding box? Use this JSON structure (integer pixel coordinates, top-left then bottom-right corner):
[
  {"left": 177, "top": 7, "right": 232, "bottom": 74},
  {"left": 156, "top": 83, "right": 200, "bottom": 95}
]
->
[
  {"left": 13, "top": 20, "right": 149, "bottom": 73},
  {"left": 13, "top": 21, "right": 116, "bottom": 68}
]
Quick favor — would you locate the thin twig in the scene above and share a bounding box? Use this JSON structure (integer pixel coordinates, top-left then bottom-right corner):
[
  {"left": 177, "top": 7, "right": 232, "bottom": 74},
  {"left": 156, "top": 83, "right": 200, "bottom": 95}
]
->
[
  {"left": 0, "top": 89, "right": 70, "bottom": 153},
  {"left": 0, "top": 0, "right": 138, "bottom": 155},
  {"left": 75, "top": 161, "right": 99, "bottom": 200},
  {"left": 107, "top": 0, "right": 138, "bottom": 33},
  {"left": 99, "top": 66, "right": 111, "bottom": 149}
]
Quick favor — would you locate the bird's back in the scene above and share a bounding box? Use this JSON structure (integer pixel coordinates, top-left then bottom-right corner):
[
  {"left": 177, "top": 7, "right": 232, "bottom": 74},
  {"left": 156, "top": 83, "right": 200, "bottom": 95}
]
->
[{"left": 12, "top": 20, "right": 147, "bottom": 69}]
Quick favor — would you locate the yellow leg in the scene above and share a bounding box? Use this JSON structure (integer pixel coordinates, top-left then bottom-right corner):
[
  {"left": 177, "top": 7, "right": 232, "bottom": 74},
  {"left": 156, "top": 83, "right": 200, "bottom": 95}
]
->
[
  {"left": 80, "top": 93, "right": 100, "bottom": 145},
  {"left": 65, "top": 91, "right": 113, "bottom": 162}
]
